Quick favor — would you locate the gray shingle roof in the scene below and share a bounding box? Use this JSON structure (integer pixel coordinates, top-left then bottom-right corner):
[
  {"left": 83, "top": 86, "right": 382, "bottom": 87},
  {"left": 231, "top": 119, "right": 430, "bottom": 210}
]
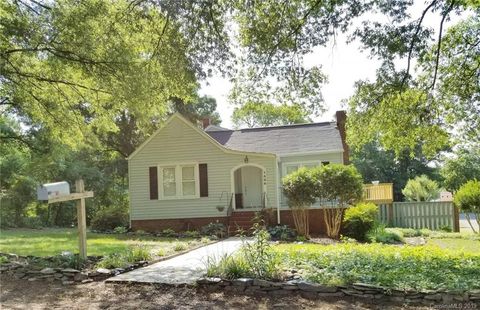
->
[{"left": 205, "top": 122, "right": 344, "bottom": 155}]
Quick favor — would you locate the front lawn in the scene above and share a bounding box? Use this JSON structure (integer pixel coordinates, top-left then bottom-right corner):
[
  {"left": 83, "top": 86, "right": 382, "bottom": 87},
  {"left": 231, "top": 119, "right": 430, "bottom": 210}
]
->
[
  {"left": 0, "top": 228, "right": 208, "bottom": 257},
  {"left": 275, "top": 242, "right": 480, "bottom": 291},
  {"left": 427, "top": 238, "right": 480, "bottom": 254}
]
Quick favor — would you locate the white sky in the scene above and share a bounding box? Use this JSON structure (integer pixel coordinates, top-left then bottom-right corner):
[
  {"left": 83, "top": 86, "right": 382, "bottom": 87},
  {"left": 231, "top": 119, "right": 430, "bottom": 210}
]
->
[{"left": 199, "top": 2, "right": 468, "bottom": 128}]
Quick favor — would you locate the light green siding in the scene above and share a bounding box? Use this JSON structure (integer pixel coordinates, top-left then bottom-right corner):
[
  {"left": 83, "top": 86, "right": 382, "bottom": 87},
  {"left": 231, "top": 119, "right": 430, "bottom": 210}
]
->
[
  {"left": 129, "top": 116, "right": 277, "bottom": 220},
  {"left": 278, "top": 152, "right": 344, "bottom": 208}
]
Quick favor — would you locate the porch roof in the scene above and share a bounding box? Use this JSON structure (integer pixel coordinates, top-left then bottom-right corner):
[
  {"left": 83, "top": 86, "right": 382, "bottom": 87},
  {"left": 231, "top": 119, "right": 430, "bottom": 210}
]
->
[{"left": 205, "top": 122, "right": 343, "bottom": 156}]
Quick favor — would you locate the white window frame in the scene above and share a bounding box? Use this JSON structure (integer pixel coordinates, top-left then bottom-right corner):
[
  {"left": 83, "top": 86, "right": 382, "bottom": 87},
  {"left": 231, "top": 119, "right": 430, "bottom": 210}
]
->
[
  {"left": 158, "top": 163, "right": 200, "bottom": 200},
  {"left": 282, "top": 161, "right": 321, "bottom": 177}
]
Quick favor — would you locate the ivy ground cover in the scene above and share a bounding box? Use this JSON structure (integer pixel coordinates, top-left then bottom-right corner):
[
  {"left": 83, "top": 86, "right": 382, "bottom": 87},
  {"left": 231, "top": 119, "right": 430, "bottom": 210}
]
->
[{"left": 275, "top": 243, "right": 480, "bottom": 291}]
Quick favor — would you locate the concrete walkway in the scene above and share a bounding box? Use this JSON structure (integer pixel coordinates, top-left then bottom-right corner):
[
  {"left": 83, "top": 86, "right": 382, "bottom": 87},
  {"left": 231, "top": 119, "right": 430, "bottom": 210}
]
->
[{"left": 106, "top": 237, "right": 245, "bottom": 285}]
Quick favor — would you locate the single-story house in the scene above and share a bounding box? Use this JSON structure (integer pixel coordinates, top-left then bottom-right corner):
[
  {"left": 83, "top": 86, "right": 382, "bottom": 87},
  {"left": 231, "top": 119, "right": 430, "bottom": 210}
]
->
[{"left": 128, "top": 111, "right": 349, "bottom": 234}]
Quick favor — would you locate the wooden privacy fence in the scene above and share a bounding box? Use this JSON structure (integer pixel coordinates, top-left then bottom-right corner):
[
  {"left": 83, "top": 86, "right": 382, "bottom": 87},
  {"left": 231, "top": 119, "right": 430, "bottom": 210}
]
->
[{"left": 378, "top": 201, "right": 459, "bottom": 232}]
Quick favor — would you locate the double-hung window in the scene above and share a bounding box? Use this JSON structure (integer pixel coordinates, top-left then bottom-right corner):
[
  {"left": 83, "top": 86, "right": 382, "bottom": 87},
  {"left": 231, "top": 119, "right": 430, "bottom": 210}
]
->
[
  {"left": 283, "top": 162, "right": 321, "bottom": 177},
  {"left": 162, "top": 167, "right": 177, "bottom": 197},
  {"left": 159, "top": 164, "right": 198, "bottom": 199}
]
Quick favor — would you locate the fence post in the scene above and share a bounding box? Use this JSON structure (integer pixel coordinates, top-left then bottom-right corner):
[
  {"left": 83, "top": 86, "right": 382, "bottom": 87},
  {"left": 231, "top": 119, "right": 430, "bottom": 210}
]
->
[
  {"left": 387, "top": 203, "right": 394, "bottom": 226},
  {"left": 453, "top": 205, "right": 460, "bottom": 232}
]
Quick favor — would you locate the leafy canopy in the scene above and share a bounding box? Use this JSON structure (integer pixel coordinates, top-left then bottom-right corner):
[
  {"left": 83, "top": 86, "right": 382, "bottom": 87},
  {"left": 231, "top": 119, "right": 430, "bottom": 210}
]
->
[
  {"left": 351, "top": 141, "right": 441, "bottom": 201},
  {"left": 312, "top": 164, "right": 364, "bottom": 207},
  {"left": 441, "top": 147, "right": 480, "bottom": 192},
  {"left": 1, "top": 0, "right": 198, "bottom": 148},
  {"left": 454, "top": 180, "right": 480, "bottom": 213},
  {"left": 402, "top": 175, "right": 441, "bottom": 202},
  {"left": 282, "top": 167, "right": 318, "bottom": 208},
  {"left": 232, "top": 102, "right": 309, "bottom": 128}
]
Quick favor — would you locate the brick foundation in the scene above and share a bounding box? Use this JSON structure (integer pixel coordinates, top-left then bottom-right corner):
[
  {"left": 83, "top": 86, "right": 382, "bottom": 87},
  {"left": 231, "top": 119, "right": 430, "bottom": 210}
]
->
[
  {"left": 132, "top": 208, "right": 343, "bottom": 235},
  {"left": 280, "top": 209, "right": 343, "bottom": 235},
  {"left": 131, "top": 217, "right": 229, "bottom": 232}
]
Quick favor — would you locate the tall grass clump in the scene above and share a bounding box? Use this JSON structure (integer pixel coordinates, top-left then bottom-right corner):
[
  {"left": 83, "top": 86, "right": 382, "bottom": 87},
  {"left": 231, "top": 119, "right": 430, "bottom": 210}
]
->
[{"left": 205, "top": 223, "right": 280, "bottom": 280}]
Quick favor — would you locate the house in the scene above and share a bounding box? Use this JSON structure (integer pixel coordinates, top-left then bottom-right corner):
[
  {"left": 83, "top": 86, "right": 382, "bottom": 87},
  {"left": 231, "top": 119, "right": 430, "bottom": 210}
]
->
[{"left": 127, "top": 111, "right": 349, "bottom": 234}]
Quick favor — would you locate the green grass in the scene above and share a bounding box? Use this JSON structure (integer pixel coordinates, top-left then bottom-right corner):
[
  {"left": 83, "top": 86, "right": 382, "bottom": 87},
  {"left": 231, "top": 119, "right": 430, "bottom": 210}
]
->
[
  {"left": 427, "top": 238, "right": 480, "bottom": 254},
  {"left": 274, "top": 243, "right": 480, "bottom": 291},
  {"left": 0, "top": 228, "right": 204, "bottom": 257}
]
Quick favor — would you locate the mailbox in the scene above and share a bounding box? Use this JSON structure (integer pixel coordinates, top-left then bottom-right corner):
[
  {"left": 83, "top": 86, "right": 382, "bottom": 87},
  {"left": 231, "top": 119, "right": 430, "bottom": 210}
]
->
[{"left": 37, "top": 181, "right": 70, "bottom": 201}]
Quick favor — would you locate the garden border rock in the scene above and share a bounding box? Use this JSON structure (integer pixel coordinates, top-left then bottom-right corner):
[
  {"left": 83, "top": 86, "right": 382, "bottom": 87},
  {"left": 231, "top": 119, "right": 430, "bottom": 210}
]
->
[
  {"left": 195, "top": 277, "right": 480, "bottom": 305},
  {"left": 0, "top": 252, "right": 148, "bottom": 285}
]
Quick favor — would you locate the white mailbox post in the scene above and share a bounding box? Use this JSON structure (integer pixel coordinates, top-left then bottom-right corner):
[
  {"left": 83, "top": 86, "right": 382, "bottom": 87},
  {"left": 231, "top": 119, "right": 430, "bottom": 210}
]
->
[{"left": 37, "top": 179, "right": 93, "bottom": 260}]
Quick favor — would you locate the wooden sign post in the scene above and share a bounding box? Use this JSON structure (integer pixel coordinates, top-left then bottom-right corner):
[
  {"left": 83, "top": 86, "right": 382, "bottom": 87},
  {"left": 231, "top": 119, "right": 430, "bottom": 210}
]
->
[
  {"left": 75, "top": 179, "right": 87, "bottom": 260},
  {"left": 47, "top": 179, "right": 93, "bottom": 260}
]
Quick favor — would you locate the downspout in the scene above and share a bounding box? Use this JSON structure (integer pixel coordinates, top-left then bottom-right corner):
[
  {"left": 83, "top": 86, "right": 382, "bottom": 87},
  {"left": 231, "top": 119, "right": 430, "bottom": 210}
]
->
[{"left": 275, "top": 155, "right": 281, "bottom": 224}]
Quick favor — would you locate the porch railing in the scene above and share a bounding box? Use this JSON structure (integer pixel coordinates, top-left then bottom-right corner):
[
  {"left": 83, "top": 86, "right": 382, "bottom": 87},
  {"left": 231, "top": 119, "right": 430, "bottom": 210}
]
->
[{"left": 364, "top": 183, "right": 393, "bottom": 203}]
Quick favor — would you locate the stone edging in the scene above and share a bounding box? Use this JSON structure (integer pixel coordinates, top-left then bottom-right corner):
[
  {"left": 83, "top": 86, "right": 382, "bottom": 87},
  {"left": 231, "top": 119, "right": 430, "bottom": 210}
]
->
[
  {"left": 196, "top": 277, "right": 480, "bottom": 304},
  {"left": 0, "top": 253, "right": 147, "bottom": 285}
]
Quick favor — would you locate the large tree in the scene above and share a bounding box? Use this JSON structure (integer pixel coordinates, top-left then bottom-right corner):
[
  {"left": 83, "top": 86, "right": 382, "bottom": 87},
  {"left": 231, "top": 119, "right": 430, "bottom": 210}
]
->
[
  {"left": 347, "top": 12, "right": 479, "bottom": 157},
  {"left": 441, "top": 146, "right": 480, "bottom": 192},
  {"left": 3, "top": 0, "right": 477, "bottom": 154},
  {"left": 232, "top": 102, "right": 309, "bottom": 128},
  {"left": 1, "top": 0, "right": 198, "bottom": 149},
  {"left": 351, "top": 141, "right": 441, "bottom": 201}
]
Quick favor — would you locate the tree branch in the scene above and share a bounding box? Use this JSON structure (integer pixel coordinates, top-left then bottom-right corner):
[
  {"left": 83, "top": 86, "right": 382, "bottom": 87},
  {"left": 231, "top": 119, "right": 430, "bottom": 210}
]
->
[
  {"left": 431, "top": 0, "right": 456, "bottom": 91},
  {"left": 401, "top": 0, "right": 437, "bottom": 88}
]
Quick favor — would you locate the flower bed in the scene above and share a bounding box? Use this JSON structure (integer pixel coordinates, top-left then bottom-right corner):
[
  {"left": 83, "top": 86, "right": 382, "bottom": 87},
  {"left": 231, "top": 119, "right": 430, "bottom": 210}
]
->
[{"left": 276, "top": 243, "right": 480, "bottom": 292}]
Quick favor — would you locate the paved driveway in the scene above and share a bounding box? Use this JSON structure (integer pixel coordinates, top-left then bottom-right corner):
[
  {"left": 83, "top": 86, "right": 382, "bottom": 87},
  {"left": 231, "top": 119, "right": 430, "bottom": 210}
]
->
[
  {"left": 460, "top": 213, "right": 479, "bottom": 233},
  {"left": 106, "top": 237, "right": 245, "bottom": 285}
]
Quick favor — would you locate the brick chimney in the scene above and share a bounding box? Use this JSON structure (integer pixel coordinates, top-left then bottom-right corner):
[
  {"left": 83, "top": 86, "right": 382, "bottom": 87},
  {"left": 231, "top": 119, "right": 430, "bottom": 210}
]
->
[
  {"left": 336, "top": 110, "right": 349, "bottom": 164},
  {"left": 202, "top": 117, "right": 211, "bottom": 129}
]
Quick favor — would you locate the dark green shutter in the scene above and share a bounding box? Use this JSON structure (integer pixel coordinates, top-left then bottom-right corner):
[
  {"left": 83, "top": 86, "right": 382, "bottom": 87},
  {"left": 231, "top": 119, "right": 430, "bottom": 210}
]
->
[
  {"left": 149, "top": 166, "right": 158, "bottom": 199},
  {"left": 199, "top": 164, "right": 208, "bottom": 197}
]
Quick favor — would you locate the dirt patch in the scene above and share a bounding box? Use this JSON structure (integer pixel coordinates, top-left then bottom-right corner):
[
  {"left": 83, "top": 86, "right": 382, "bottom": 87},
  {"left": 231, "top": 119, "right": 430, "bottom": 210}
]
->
[{"left": 0, "top": 275, "right": 434, "bottom": 309}]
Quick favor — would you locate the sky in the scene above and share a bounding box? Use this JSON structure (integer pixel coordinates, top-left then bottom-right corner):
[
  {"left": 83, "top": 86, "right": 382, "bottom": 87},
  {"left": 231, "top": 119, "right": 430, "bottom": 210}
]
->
[{"left": 198, "top": 1, "right": 468, "bottom": 129}]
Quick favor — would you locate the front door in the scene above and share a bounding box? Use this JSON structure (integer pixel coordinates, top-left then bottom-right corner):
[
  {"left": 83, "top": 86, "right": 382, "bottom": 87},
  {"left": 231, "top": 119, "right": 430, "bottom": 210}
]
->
[{"left": 241, "top": 166, "right": 263, "bottom": 208}]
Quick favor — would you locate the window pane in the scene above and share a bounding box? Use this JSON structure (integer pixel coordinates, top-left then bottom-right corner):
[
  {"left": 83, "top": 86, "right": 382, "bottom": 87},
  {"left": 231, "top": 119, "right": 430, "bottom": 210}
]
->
[
  {"left": 304, "top": 164, "right": 317, "bottom": 169},
  {"left": 182, "top": 181, "right": 195, "bottom": 196},
  {"left": 286, "top": 165, "right": 299, "bottom": 175},
  {"left": 182, "top": 166, "right": 195, "bottom": 180},
  {"left": 163, "top": 182, "right": 176, "bottom": 196},
  {"left": 163, "top": 168, "right": 176, "bottom": 183}
]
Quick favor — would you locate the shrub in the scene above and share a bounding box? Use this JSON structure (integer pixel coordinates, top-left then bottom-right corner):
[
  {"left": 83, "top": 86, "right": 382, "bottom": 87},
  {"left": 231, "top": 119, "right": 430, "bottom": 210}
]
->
[
  {"left": 268, "top": 225, "right": 296, "bottom": 241},
  {"left": 113, "top": 226, "right": 127, "bottom": 234},
  {"left": 124, "top": 245, "right": 152, "bottom": 262},
  {"left": 97, "top": 245, "right": 152, "bottom": 269},
  {"left": 173, "top": 242, "right": 188, "bottom": 252},
  {"left": 402, "top": 175, "right": 440, "bottom": 202},
  {"left": 200, "top": 237, "right": 211, "bottom": 244},
  {"left": 312, "top": 164, "right": 364, "bottom": 239},
  {"left": 282, "top": 167, "right": 317, "bottom": 237},
  {"left": 90, "top": 207, "right": 128, "bottom": 231},
  {"left": 367, "top": 225, "right": 404, "bottom": 244},
  {"left": 182, "top": 230, "right": 200, "bottom": 238},
  {"left": 159, "top": 228, "right": 176, "bottom": 237},
  {"left": 157, "top": 249, "right": 167, "bottom": 257},
  {"left": 343, "top": 202, "right": 379, "bottom": 242},
  {"left": 440, "top": 225, "right": 452, "bottom": 232},
  {"left": 454, "top": 180, "right": 480, "bottom": 233},
  {"left": 206, "top": 224, "right": 280, "bottom": 280},
  {"left": 242, "top": 224, "right": 280, "bottom": 279},
  {"left": 205, "top": 254, "right": 251, "bottom": 279},
  {"left": 200, "top": 221, "right": 226, "bottom": 238},
  {"left": 96, "top": 253, "right": 127, "bottom": 269}
]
